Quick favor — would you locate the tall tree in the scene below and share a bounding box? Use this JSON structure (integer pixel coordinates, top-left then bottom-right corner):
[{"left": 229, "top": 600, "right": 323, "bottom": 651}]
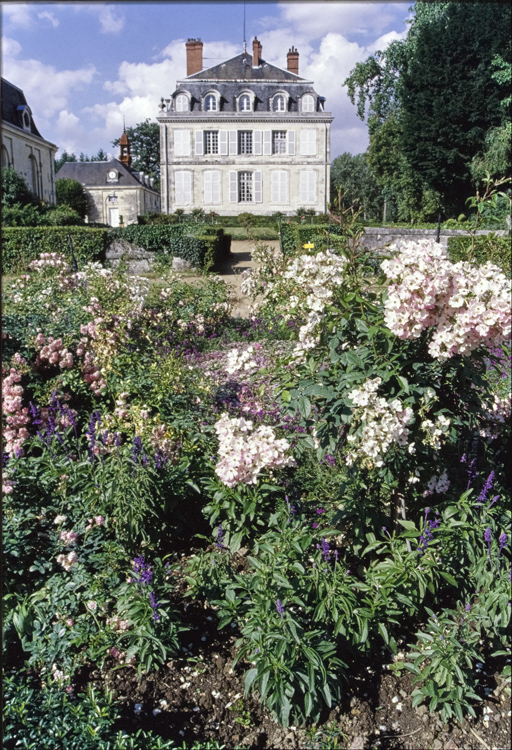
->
[
  {"left": 111, "top": 119, "right": 160, "bottom": 189},
  {"left": 344, "top": 2, "right": 511, "bottom": 219},
  {"left": 55, "top": 178, "right": 88, "bottom": 219},
  {"left": 54, "top": 150, "right": 78, "bottom": 173},
  {"left": 330, "top": 152, "right": 383, "bottom": 220}
]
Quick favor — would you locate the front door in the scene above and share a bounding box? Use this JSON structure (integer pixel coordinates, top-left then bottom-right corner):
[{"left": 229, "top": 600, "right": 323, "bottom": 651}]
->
[{"left": 109, "top": 207, "right": 119, "bottom": 227}]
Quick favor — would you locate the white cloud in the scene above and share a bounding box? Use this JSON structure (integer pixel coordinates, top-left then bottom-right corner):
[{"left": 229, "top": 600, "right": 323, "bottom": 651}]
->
[
  {"left": 2, "top": 46, "right": 96, "bottom": 119},
  {"left": 72, "top": 4, "right": 125, "bottom": 34},
  {"left": 38, "top": 11, "right": 59, "bottom": 28},
  {"left": 2, "top": 36, "right": 22, "bottom": 57},
  {"left": 366, "top": 28, "right": 409, "bottom": 55},
  {"left": 277, "top": 2, "right": 407, "bottom": 40},
  {"left": 2, "top": 3, "right": 33, "bottom": 29}
]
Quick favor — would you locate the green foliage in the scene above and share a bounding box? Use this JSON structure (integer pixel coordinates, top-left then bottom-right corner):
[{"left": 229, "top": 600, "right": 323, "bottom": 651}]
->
[
  {"left": 55, "top": 178, "right": 88, "bottom": 220},
  {"left": 2, "top": 203, "right": 49, "bottom": 227},
  {"left": 448, "top": 235, "right": 511, "bottom": 276},
  {"left": 1, "top": 167, "right": 38, "bottom": 208},
  {"left": 280, "top": 222, "right": 345, "bottom": 255},
  {"left": 1, "top": 227, "right": 108, "bottom": 274},
  {"left": 45, "top": 206, "right": 84, "bottom": 226},
  {"left": 111, "top": 119, "right": 160, "bottom": 190},
  {"left": 330, "top": 152, "right": 382, "bottom": 220}
]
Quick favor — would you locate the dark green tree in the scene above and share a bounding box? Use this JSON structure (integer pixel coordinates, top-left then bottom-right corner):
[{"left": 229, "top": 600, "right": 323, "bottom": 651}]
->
[
  {"left": 55, "top": 178, "right": 88, "bottom": 219},
  {"left": 54, "top": 150, "right": 78, "bottom": 173},
  {"left": 330, "top": 152, "right": 383, "bottom": 220},
  {"left": 111, "top": 119, "right": 160, "bottom": 189},
  {"left": 1, "top": 167, "right": 37, "bottom": 207}
]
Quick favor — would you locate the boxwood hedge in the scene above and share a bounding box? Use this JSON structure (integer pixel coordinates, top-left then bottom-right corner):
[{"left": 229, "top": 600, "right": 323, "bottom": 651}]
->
[
  {"left": 2, "top": 227, "right": 109, "bottom": 275},
  {"left": 447, "top": 234, "right": 511, "bottom": 276}
]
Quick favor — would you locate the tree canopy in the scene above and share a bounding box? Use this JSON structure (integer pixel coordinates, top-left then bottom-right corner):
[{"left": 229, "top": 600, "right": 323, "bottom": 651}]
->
[
  {"left": 111, "top": 119, "right": 160, "bottom": 190},
  {"left": 343, "top": 2, "right": 511, "bottom": 220},
  {"left": 55, "top": 178, "right": 88, "bottom": 220},
  {"left": 330, "top": 152, "right": 382, "bottom": 220}
]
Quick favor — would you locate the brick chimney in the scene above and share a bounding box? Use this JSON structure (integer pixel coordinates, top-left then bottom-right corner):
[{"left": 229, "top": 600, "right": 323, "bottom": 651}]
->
[
  {"left": 252, "top": 37, "right": 262, "bottom": 67},
  {"left": 287, "top": 46, "right": 299, "bottom": 75},
  {"left": 186, "top": 38, "right": 203, "bottom": 76}
]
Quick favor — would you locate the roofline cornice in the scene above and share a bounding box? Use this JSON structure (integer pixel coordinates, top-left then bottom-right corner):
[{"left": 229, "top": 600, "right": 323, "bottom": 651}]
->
[
  {"left": 175, "top": 78, "right": 315, "bottom": 86},
  {"left": 1, "top": 121, "right": 58, "bottom": 151},
  {"left": 157, "top": 113, "right": 333, "bottom": 123}
]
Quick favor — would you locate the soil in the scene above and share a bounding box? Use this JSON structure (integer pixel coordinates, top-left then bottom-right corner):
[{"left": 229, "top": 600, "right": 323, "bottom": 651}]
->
[
  {"left": 214, "top": 239, "right": 280, "bottom": 318},
  {"left": 74, "top": 546, "right": 511, "bottom": 750}
]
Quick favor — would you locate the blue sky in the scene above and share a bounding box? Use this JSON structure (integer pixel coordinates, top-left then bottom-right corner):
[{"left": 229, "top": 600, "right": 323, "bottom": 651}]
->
[{"left": 2, "top": 2, "right": 412, "bottom": 159}]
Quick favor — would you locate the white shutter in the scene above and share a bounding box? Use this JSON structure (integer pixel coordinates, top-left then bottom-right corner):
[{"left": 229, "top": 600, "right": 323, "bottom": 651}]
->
[
  {"left": 175, "top": 170, "right": 192, "bottom": 204},
  {"left": 183, "top": 171, "right": 192, "bottom": 204},
  {"left": 229, "top": 131, "right": 237, "bottom": 155},
  {"left": 204, "top": 171, "right": 213, "bottom": 204},
  {"left": 272, "top": 171, "right": 288, "bottom": 203},
  {"left": 253, "top": 130, "right": 262, "bottom": 155},
  {"left": 229, "top": 171, "right": 237, "bottom": 203},
  {"left": 219, "top": 131, "right": 228, "bottom": 156},
  {"left": 287, "top": 130, "right": 296, "bottom": 155},
  {"left": 175, "top": 129, "right": 190, "bottom": 156},
  {"left": 300, "top": 170, "right": 309, "bottom": 204},
  {"left": 263, "top": 130, "right": 272, "bottom": 155},
  {"left": 300, "top": 129, "right": 316, "bottom": 156},
  {"left": 212, "top": 170, "right": 221, "bottom": 204},
  {"left": 300, "top": 170, "right": 316, "bottom": 203},
  {"left": 195, "top": 131, "right": 204, "bottom": 156},
  {"left": 254, "top": 171, "right": 262, "bottom": 203}
]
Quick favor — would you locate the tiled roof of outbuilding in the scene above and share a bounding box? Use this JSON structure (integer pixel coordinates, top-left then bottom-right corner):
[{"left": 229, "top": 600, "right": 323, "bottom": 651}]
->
[
  {"left": 187, "top": 52, "right": 307, "bottom": 81},
  {"left": 1, "top": 77, "right": 42, "bottom": 137},
  {"left": 55, "top": 159, "right": 158, "bottom": 192}
]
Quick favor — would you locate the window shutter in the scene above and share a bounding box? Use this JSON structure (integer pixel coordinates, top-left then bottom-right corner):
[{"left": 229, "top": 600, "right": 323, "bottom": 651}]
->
[
  {"left": 287, "top": 130, "right": 296, "bottom": 155},
  {"left": 229, "top": 131, "right": 238, "bottom": 156},
  {"left": 175, "top": 129, "right": 191, "bottom": 156},
  {"left": 219, "top": 131, "right": 228, "bottom": 156},
  {"left": 300, "top": 170, "right": 308, "bottom": 204},
  {"left": 195, "top": 131, "right": 204, "bottom": 156},
  {"left": 271, "top": 171, "right": 279, "bottom": 203},
  {"left": 253, "top": 130, "right": 262, "bottom": 155},
  {"left": 204, "top": 171, "right": 213, "bottom": 204},
  {"left": 184, "top": 171, "right": 192, "bottom": 204},
  {"left": 175, "top": 170, "right": 188, "bottom": 204},
  {"left": 229, "top": 171, "right": 237, "bottom": 203},
  {"left": 254, "top": 171, "right": 262, "bottom": 203},
  {"left": 300, "top": 170, "right": 316, "bottom": 203},
  {"left": 300, "top": 129, "right": 316, "bottom": 156},
  {"left": 263, "top": 130, "right": 272, "bottom": 155},
  {"left": 212, "top": 170, "right": 221, "bottom": 204},
  {"left": 280, "top": 171, "right": 288, "bottom": 203},
  {"left": 272, "top": 171, "right": 288, "bottom": 203}
]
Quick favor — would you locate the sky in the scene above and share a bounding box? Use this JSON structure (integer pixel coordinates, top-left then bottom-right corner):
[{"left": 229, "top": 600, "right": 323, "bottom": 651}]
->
[{"left": 2, "top": 1, "right": 412, "bottom": 160}]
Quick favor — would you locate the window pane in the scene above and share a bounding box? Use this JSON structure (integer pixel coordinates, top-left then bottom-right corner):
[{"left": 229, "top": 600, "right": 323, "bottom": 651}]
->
[
  {"left": 238, "top": 172, "right": 253, "bottom": 202},
  {"left": 204, "top": 131, "right": 219, "bottom": 154},
  {"left": 238, "top": 131, "right": 253, "bottom": 155},
  {"left": 302, "top": 95, "right": 315, "bottom": 112},
  {"left": 272, "top": 131, "right": 287, "bottom": 155},
  {"left": 176, "top": 95, "right": 188, "bottom": 112},
  {"left": 240, "top": 95, "right": 251, "bottom": 112},
  {"left": 273, "top": 95, "right": 285, "bottom": 112},
  {"left": 205, "top": 95, "right": 217, "bottom": 111}
]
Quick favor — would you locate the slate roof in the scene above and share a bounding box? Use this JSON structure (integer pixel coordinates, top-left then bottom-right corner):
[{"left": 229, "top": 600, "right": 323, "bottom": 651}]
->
[
  {"left": 1, "top": 78, "right": 43, "bottom": 138},
  {"left": 187, "top": 52, "right": 307, "bottom": 82},
  {"left": 55, "top": 159, "right": 158, "bottom": 193}
]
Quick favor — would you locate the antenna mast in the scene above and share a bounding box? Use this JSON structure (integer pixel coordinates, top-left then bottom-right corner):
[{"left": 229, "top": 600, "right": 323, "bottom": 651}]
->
[{"left": 243, "top": 0, "right": 246, "bottom": 52}]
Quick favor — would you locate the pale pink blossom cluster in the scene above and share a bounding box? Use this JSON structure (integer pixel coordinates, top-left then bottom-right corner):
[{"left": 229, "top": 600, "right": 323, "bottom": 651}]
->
[
  {"left": 82, "top": 351, "right": 107, "bottom": 395},
  {"left": 2, "top": 354, "right": 30, "bottom": 456},
  {"left": 29, "top": 252, "right": 70, "bottom": 273},
  {"left": 214, "top": 413, "right": 295, "bottom": 487},
  {"left": 479, "top": 394, "right": 511, "bottom": 438},
  {"left": 345, "top": 378, "right": 414, "bottom": 469},
  {"left": 60, "top": 529, "right": 78, "bottom": 545},
  {"left": 56, "top": 550, "right": 78, "bottom": 571},
  {"left": 225, "top": 344, "right": 263, "bottom": 375},
  {"left": 85, "top": 515, "right": 105, "bottom": 531},
  {"left": 420, "top": 415, "right": 451, "bottom": 450},
  {"left": 34, "top": 334, "right": 73, "bottom": 369},
  {"left": 381, "top": 240, "right": 511, "bottom": 359},
  {"left": 107, "top": 616, "right": 129, "bottom": 632},
  {"left": 423, "top": 470, "right": 450, "bottom": 497}
]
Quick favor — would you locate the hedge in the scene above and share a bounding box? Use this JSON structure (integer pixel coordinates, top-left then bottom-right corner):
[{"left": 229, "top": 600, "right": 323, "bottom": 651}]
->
[
  {"left": 2, "top": 227, "right": 109, "bottom": 275},
  {"left": 108, "top": 224, "right": 231, "bottom": 269},
  {"left": 447, "top": 234, "right": 511, "bottom": 277},
  {"left": 279, "top": 223, "right": 347, "bottom": 255}
]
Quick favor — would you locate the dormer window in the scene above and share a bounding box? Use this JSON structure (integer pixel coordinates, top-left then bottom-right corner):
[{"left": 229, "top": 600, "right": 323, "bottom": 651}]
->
[
  {"left": 239, "top": 94, "right": 251, "bottom": 112},
  {"left": 204, "top": 94, "right": 218, "bottom": 111},
  {"left": 273, "top": 95, "right": 286, "bottom": 112},
  {"left": 175, "top": 93, "right": 189, "bottom": 112},
  {"left": 17, "top": 105, "right": 32, "bottom": 132},
  {"left": 301, "top": 94, "right": 316, "bottom": 112}
]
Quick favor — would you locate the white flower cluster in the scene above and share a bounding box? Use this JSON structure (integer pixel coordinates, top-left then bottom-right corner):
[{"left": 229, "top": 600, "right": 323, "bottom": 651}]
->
[
  {"left": 225, "top": 345, "right": 260, "bottom": 375},
  {"left": 423, "top": 470, "right": 450, "bottom": 497},
  {"left": 420, "top": 415, "right": 451, "bottom": 450},
  {"left": 214, "top": 413, "right": 295, "bottom": 487},
  {"left": 345, "top": 378, "right": 414, "bottom": 469},
  {"left": 382, "top": 240, "right": 511, "bottom": 359}
]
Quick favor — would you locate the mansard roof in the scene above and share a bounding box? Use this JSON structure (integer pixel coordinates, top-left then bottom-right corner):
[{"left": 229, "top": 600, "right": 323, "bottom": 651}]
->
[
  {"left": 55, "top": 159, "right": 158, "bottom": 192},
  {"left": 186, "top": 51, "right": 308, "bottom": 82},
  {"left": 1, "top": 78, "right": 43, "bottom": 138}
]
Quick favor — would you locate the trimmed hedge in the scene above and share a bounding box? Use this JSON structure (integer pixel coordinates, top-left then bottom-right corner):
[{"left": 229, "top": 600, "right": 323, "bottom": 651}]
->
[
  {"left": 280, "top": 223, "right": 346, "bottom": 255},
  {"left": 447, "top": 234, "right": 511, "bottom": 276},
  {"left": 108, "top": 224, "right": 231, "bottom": 269},
  {"left": 2, "top": 227, "right": 109, "bottom": 275}
]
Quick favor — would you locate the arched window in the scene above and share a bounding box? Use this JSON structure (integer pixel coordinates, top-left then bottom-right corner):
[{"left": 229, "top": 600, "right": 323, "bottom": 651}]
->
[
  {"left": 301, "top": 94, "right": 315, "bottom": 112},
  {"left": 205, "top": 94, "right": 217, "bottom": 111},
  {"left": 175, "top": 94, "right": 189, "bottom": 112},
  {"left": 239, "top": 94, "right": 251, "bottom": 112},
  {"left": 273, "top": 95, "right": 286, "bottom": 112},
  {"left": 1, "top": 145, "right": 10, "bottom": 168},
  {"left": 29, "top": 155, "right": 40, "bottom": 197}
]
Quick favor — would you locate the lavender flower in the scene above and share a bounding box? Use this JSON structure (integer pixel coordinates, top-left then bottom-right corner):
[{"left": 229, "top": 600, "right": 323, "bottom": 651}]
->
[
  {"left": 484, "top": 527, "right": 492, "bottom": 558},
  {"left": 499, "top": 532, "right": 508, "bottom": 558},
  {"left": 276, "top": 599, "right": 284, "bottom": 619},
  {"left": 132, "top": 555, "right": 153, "bottom": 586},
  {"left": 215, "top": 523, "right": 225, "bottom": 550},
  {"left": 149, "top": 591, "right": 160, "bottom": 621},
  {"left": 476, "top": 471, "right": 494, "bottom": 505},
  {"left": 417, "top": 508, "right": 440, "bottom": 557},
  {"left": 317, "top": 538, "right": 331, "bottom": 562},
  {"left": 465, "top": 603, "right": 471, "bottom": 612}
]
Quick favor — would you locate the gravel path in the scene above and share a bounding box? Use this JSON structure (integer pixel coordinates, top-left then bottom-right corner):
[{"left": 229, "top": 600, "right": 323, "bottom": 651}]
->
[{"left": 215, "top": 239, "right": 279, "bottom": 317}]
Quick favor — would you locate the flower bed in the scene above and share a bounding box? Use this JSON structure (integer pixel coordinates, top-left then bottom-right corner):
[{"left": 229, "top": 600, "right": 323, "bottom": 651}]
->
[{"left": 2, "top": 233, "right": 511, "bottom": 747}]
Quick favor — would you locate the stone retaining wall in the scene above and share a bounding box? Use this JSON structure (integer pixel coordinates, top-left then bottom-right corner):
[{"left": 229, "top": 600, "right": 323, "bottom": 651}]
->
[
  {"left": 106, "top": 239, "right": 193, "bottom": 273},
  {"left": 361, "top": 228, "right": 509, "bottom": 253}
]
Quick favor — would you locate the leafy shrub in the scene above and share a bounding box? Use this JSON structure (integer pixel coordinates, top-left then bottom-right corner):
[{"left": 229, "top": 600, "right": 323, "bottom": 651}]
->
[
  {"left": 1, "top": 227, "right": 109, "bottom": 274},
  {"left": 447, "top": 235, "right": 511, "bottom": 276},
  {"left": 1, "top": 167, "right": 37, "bottom": 208},
  {"left": 2, "top": 203, "right": 49, "bottom": 227},
  {"left": 45, "top": 206, "right": 84, "bottom": 226},
  {"left": 55, "top": 178, "right": 88, "bottom": 219},
  {"left": 280, "top": 223, "right": 346, "bottom": 255}
]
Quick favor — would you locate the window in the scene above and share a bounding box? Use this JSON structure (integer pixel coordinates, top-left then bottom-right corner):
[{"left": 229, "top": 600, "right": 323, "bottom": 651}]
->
[
  {"left": 300, "top": 129, "right": 317, "bottom": 156},
  {"left": 271, "top": 171, "right": 288, "bottom": 203},
  {"left": 238, "top": 131, "right": 253, "bottom": 155},
  {"left": 300, "top": 170, "right": 317, "bottom": 204},
  {"left": 204, "top": 170, "right": 221, "bottom": 204},
  {"left": 205, "top": 94, "right": 217, "bottom": 111},
  {"left": 29, "top": 155, "right": 40, "bottom": 198},
  {"left": 175, "top": 171, "right": 192, "bottom": 204},
  {"left": 238, "top": 171, "right": 253, "bottom": 202},
  {"left": 273, "top": 95, "right": 286, "bottom": 112},
  {"left": 302, "top": 94, "right": 315, "bottom": 112},
  {"left": 272, "top": 131, "right": 287, "bottom": 155},
  {"left": 1, "top": 145, "right": 10, "bottom": 168},
  {"left": 174, "top": 129, "right": 191, "bottom": 156},
  {"left": 204, "top": 131, "right": 219, "bottom": 155},
  {"left": 175, "top": 94, "right": 188, "bottom": 112},
  {"left": 239, "top": 94, "right": 251, "bottom": 112}
]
